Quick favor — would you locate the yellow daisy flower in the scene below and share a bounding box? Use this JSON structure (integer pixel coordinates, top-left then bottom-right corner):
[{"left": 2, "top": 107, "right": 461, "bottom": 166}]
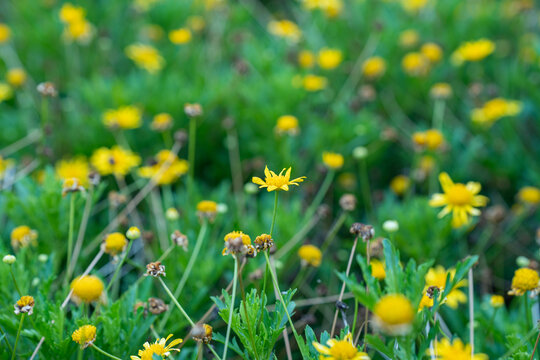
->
[
  {"left": 373, "top": 294, "right": 414, "bottom": 335},
  {"left": 131, "top": 334, "right": 182, "bottom": 360},
  {"left": 298, "top": 244, "right": 322, "bottom": 267},
  {"left": 55, "top": 157, "right": 90, "bottom": 187},
  {"left": 70, "top": 275, "right": 104, "bottom": 304},
  {"left": 424, "top": 265, "right": 467, "bottom": 308},
  {"left": 508, "top": 267, "right": 540, "bottom": 296},
  {"left": 102, "top": 105, "right": 142, "bottom": 129},
  {"left": 90, "top": 146, "right": 141, "bottom": 177},
  {"left": 72, "top": 325, "right": 97, "bottom": 349},
  {"left": 252, "top": 166, "right": 306, "bottom": 192},
  {"left": 125, "top": 43, "right": 165, "bottom": 73},
  {"left": 138, "top": 150, "right": 189, "bottom": 185},
  {"left": 313, "top": 333, "right": 370, "bottom": 360},
  {"left": 428, "top": 338, "right": 488, "bottom": 360}
]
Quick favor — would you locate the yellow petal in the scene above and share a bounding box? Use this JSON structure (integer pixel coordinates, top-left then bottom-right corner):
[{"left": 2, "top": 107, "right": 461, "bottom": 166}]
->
[
  {"left": 252, "top": 177, "right": 266, "bottom": 186},
  {"left": 429, "top": 194, "right": 447, "bottom": 207},
  {"left": 264, "top": 166, "right": 271, "bottom": 179},
  {"left": 439, "top": 172, "right": 454, "bottom": 193},
  {"left": 466, "top": 181, "right": 481, "bottom": 194},
  {"left": 281, "top": 184, "right": 289, "bottom": 191},
  {"left": 267, "top": 185, "right": 277, "bottom": 191},
  {"left": 312, "top": 342, "right": 331, "bottom": 355}
]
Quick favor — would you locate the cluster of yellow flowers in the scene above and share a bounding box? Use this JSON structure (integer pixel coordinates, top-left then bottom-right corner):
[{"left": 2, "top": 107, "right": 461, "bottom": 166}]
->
[{"left": 59, "top": 3, "right": 94, "bottom": 44}]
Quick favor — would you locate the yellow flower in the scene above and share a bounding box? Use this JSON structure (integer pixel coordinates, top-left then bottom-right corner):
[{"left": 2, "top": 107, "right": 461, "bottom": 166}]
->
[
  {"left": 72, "top": 325, "right": 97, "bottom": 349},
  {"left": 0, "top": 156, "right": 14, "bottom": 179},
  {"left": 298, "top": 50, "right": 315, "bottom": 68},
  {"left": 421, "top": 42, "right": 443, "bottom": 63},
  {"left": 252, "top": 166, "right": 306, "bottom": 192},
  {"left": 490, "top": 295, "right": 504, "bottom": 308},
  {"left": 138, "top": 150, "right": 189, "bottom": 185},
  {"left": 373, "top": 294, "right": 414, "bottom": 335},
  {"left": 428, "top": 338, "right": 488, "bottom": 360},
  {"left": 0, "top": 23, "right": 11, "bottom": 43},
  {"left": 322, "top": 152, "right": 344, "bottom": 170},
  {"left": 302, "top": 74, "right": 328, "bottom": 91},
  {"left": 103, "top": 232, "right": 128, "bottom": 256},
  {"left": 430, "top": 83, "right": 452, "bottom": 99},
  {"left": 471, "top": 98, "right": 522, "bottom": 127},
  {"left": 268, "top": 20, "right": 301, "bottom": 42},
  {"left": 14, "top": 295, "right": 35, "bottom": 315},
  {"left": 362, "top": 56, "right": 386, "bottom": 79},
  {"left": 429, "top": 172, "right": 489, "bottom": 228},
  {"left": 517, "top": 186, "right": 540, "bottom": 205},
  {"left": 399, "top": 29, "right": 419, "bottom": 48},
  {"left": 127, "top": 226, "right": 141, "bottom": 240},
  {"left": 59, "top": 3, "right": 86, "bottom": 24},
  {"left": 390, "top": 175, "right": 410, "bottom": 196},
  {"left": 103, "top": 106, "right": 142, "bottom": 129},
  {"left": 6, "top": 68, "right": 27, "bottom": 87},
  {"left": 169, "top": 28, "right": 192, "bottom": 44},
  {"left": 402, "top": 52, "right": 430, "bottom": 76},
  {"left": 303, "top": 0, "right": 344, "bottom": 18},
  {"left": 125, "top": 44, "right": 165, "bottom": 73},
  {"left": 63, "top": 19, "right": 94, "bottom": 43},
  {"left": 151, "top": 113, "right": 173, "bottom": 131},
  {"left": 508, "top": 268, "right": 540, "bottom": 296},
  {"left": 11, "top": 226, "right": 38, "bottom": 250},
  {"left": 71, "top": 275, "right": 104, "bottom": 303},
  {"left": 275, "top": 115, "right": 300, "bottom": 136},
  {"left": 298, "top": 244, "right": 322, "bottom": 267},
  {"left": 451, "top": 39, "right": 495, "bottom": 65},
  {"left": 318, "top": 48, "right": 343, "bottom": 70},
  {"left": 187, "top": 16, "right": 205, "bottom": 32},
  {"left": 91, "top": 146, "right": 141, "bottom": 177},
  {"left": 197, "top": 200, "right": 218, "bottom": 222},
  {"left": 412, "top": 129, "right": 445, "bottom": 150},
  {"left": 131, "top": 335, "right": 182, "bottom": 360},
  {"left": 222, "top": 231, "right": 255, "bottom": 256},
  {"left": 425, "top": 265, "right": 467, "bottom": 308},
  {"left": 370, "top": 259, "right": 386, "bottom": 280},
  {"left": 56, "top": 157, "right": 90, "bottom": 187},
  {"left": 313, "top": 332, "right": 370, "bottom": 360},
  {"left": 0, "top": 82, "right": 13, "bottom": 102},
  {"left": 401, "top": 0, "right": 429, "bottom": 12}
]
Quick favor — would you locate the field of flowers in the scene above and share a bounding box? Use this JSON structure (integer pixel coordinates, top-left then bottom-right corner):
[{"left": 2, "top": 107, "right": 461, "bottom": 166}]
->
[{"left": 1, "top": 0, "right": 539, "bottom": 359}]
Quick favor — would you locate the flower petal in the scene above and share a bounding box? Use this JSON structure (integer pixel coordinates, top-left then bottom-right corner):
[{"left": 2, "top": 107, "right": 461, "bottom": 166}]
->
[{"left": 439, "top": 172, "right": 454, "bottom": 193}]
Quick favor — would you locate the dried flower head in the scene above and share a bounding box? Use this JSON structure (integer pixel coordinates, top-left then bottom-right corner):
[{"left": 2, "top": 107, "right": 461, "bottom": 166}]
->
[
  {"left": 222, "top": 231, "right": 255, "bottom": 257},
  {"left": 72, "top": 325, "right": 97, "bottom": 349},
  {"left": 339, "top": 194, "right": 357, "bottom": 211},
  {"left": 184, "top": 103, "right": 203, "bottom": 117},
  {"left": 14, "top": 295, "right": 35, "bottom": 315},
  {"left": 148, "top": 297, "right": 169, "bottom": 315},
  {"left": 171, "top": 230, "right": 188, "bottom": 251},
  {"left": 145, "top": 261, "right": 166, "bottom": 277},
  {"left": 191, "top": 323, "right": 213, "bottom": 344},
  {"left": 350, "top": 223, "right": 374, "bottom": 241},
  {"left": 88, "top": 171, "right": 101, "bottom": 186},
  {"left": 108, "top": 191, "right": 127, "bottom": 208},
  {"left": 254, "top": 234, "right": 274, "bottom": 252},
  {"left": 37, "top": 82, "right": 57, "bottom": 97},
  {"left": 11, "top": 225, "right": 38, "bottom": 250}
]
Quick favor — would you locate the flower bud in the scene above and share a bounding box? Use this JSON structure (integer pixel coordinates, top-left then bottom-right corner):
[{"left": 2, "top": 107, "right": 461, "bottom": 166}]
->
[
  {"left": 382, "top": 220, "right": 399, "bottom": 233},
  {"left": 516, "top": 256, "right": 530, "bottom": 268},
  {"left": 38, "top": 254, "right": 48, "bottom": 263},
  {"left": 353, "top": 146, "right": 368, "bottom": 160},
  {"left": 3, "top": 254, "right": 16, "bottom": 264},
  {"left": 165, "top": 208, "right": 179, "bottom": 221},
  {"left": 126, "top": 226, "right": 141, "bottom": 240}
]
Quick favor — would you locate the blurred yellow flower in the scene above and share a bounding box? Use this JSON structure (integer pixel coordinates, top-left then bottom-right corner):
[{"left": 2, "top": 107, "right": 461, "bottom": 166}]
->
[
  {"left": 151, "top": 113, "right": 173, "bottom": 131},
  {"left": 322, "top": 152, "right": 344, "bottom": 170},
  {"left": 313, "top": 333, "right": 370, "bottom": 360},
  {"left": 508, "top": 268, "right": 540, "bottom": 296},
  {"left": 298, "top": 50, "right": 315, "bottom": 68},
  {"left": 471, "top": 98, "right": 522, "bottom": 127},
  {"left": 451, "top": 39, "right": 495, "bottom": 65},
  {"left": 298, "top": 244, "right": 322, "bottom": 267},
  {"left": 428, "top": 338, "right": 488, "bottom": 360},
  {"left": 11, "top": 225, "right": 38, "bottom": 250},
  {"left": 490, "top": 295, "right": 504, "bottom": 308},
  {"left": 402, "top": 52, "right": 430, "bottom": 76},
  {"left": 0, "top": 23, "right": 11, "bottom": 43},
  {"left": 412, "top": 129, "right": 445, "bottom": 150},
  {"left": 390, "top": 175, "right": 410, "bottom": 196},
  {"left": 429, "top": 172, "right": 488, "bottom": 228},
  {"left": 63, "top": 19, "right": 94, "bottom": 43},
  {"left": 303, "top": 0, "right": 344, "bottom": 18},
  {"left": 103, "top": 106, "right": 143, "bottom": 129},
  {"left": 56, "top": 157, "right": 90, "bottom": 187},
  {"left": 268, "top": 20, "right": 301, "bottom": 42},
  {"left": 0, "top": 156, "right": 14, "bottom": 179},
  {"left": 130, "top": 334, "right": 182, "bottom": 360},
  {"left": 252, "top": 166, "right": 305, "bottom": 191},
  {"left": 125, "top": 44, "right": 165, "bottom": 73},
  {"left": 0, "top": 82, "right": 13, "bottom": 102},
  {"left": 169, "top": 28, "right": 192, "bottom": 44},
  {"left": 430, "top": 83, "right": 452, "bottom": 99},
  {"left": 517, "top": 186, "right": 540, "bottom": 205},
  {"left": 59, "top": 3, "right": 86, "bottom": 23},
  {"left": 275, "top": 115, "right": 300, "bottom": 136},
  {"left": 6, "top": 68, "right": 27, "bottom": 87},
  {"left": 401, "top": 0, "right": 429, "bottom": 12},
  {"left": 103, "top": 232, "right": 128, "bottom": 256},
  {"left": 71, "top": 275, "right": 104, "bottom": 303},
  {"left": 425, "top": 265, "right": 467, "bottom": 308},
  {"left": 187, "top": 16, "right": 206, "bottom": 32},
  {"left": 138, "top": 150, "right": 189, "bottom": 185},
  {"left": 302, "top": 74, "right": 327, "bottom": 91},
  {"left": 362, "top": 56, "right": 386, "bottom": 79},
  {"left": 133, "top": 0, "right": 162, "bottom": 12},
  {"left": 370, "top": 259, "right": 386, "bottom": 280},
  {"left": 373, "top": 294, "right": 414, "bottom": 335},
  {"left": 317, "top": 48, "right": 343, "bottom": 70},
  {"left": 91, "top": 146, "right": 141, "bottom": 177},
  {"left": 399, "top": 29, "right": 419, "bottom": 48},
  {"left": 420, "top": 42, "right": 443, "bottom": 63},
  {"left": 72, "top": 325, "right": 96, "bottom": 349}
]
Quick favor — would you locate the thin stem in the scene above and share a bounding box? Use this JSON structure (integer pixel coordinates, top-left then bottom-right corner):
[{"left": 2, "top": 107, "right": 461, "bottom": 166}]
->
[
  {"left": 352, "top": 298, "right": 359, "bottom": 339},
  {"left": 158, "top": 277, "right": 195, "bottom": 327},
  {"left": 10, "top": 267, "right": 22, "bottom": 296},
  {"left": 105, "top": 238, "right": 136, "bottom": 294},
  {"left": 238, "top": 263, "right": 260, "bottom": 360},
  {"left": 65, "top": 194, "right": 76, "bottom": 288},
  {"left": 90, "top": 344, "right": 122, "bottom": 360},
  {"left": 468, "top": 268, "right": 474, "bottom": 355},
  {"left": 77, "top": 348, "right": 83, "bottom": 360},
  {"left": 222, "top": 256, "right": 239, "bottom": 360},
  {"left": 11, "top": 314, "right": 25, "bottom": 360},
  {"left": 188, "top": 116, "right": 197, "bottom": 195},
  {"left": 531, "top": 327, "right": 540, "bottom": 360},
  {"left": 303, "top": 170, "right": 334, "bottom": 223},
  {"left": 362, "top": 240, "right": 371, "bottom": 349},
  {"left": 68, "top": 186, "right": 95, "bottom": 279},
  {"left": 269, "top": 191, "right": 279, "bottom": 236},
  {"left": 526, "top": 294, "right": 533, "bottom": 331}
]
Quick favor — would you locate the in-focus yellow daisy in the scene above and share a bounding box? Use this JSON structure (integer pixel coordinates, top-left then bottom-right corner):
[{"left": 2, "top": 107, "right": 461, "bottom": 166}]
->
[
  {"left": 131, "top": 334, "right": 182, "bottom": 360},
  {"left": 425, "top": 265, "right": 467, "bottom": 308},
  {"left": 169, "top": 28, "right": 192, "bottom": 44},
  {"left": 125, "top": 44, "right": 165, "bottom": 73},
  {"left": 373, "top": 294, "right": 414, "bottom": 335},
  {"left": 103, "top": 106, "right": 143, "bottom": 129},
  {"left": 11, "top": 225, "right": 38, "bottom": 250},
  {"left": 70, "top": 275, "right": 104, "bottom": 304},
  {"left": 275, "top": 115, "right": 300, "bottom": 136},
  {"left": 517, "top": 186, "right": 540, "bottom": 205},
  {"left": 362, "top": 56, "right": 386, "bottom": 79},
  {"left": 428, "top": 338, "right": 488, "bottom": 360},
  {"left": 471, "top": 98, "right": 522, "bottom": 127},
  {"left": 14, "top": 295, "right": 35, "bottom": 315},
  {"left": 508, "top": 268, "right": 540, "bottom": 296},
  {"left": 56, "top": 157, "right": 90, "bottom": 187},
  {"left": 302, "top": 74, "right": 328, "bottom": 91},
  {"left": 322, "top": 152, "right": 344, "bottom": 170},
  {"left": 298, "top": 244, "right": 322, "bottom": 267},
  {"left": 72, "top": 325, "right": 97, "bottom": 349},
  {"left": 0, "top": 23, "right": 11, "bottom": 43},
  {"left": 91, "top": 146, "right": 141, "bottom": 177},
  {"left": 252, "top": 166, "right": 306, "bottom": 192},
  {"left": 268, "top": 20, "right": 301, "bottom": 42},
  {"left": 429, "top": 172, "right": 488, "bottom": 228},
  {"left": 313, "top": 332, "right": 370, "bottom": 360},
  {"left": 451, "top": 39, "right": 495, "bottom": 65},
  {"left": 6, "top": 68, "right": 27, "bottom": 87},
  {"left": 138, "top": 150, "right": 189, "bottom": 185},
  {"left": 317, "top": 48, "right": 343, "bottom": 70}
]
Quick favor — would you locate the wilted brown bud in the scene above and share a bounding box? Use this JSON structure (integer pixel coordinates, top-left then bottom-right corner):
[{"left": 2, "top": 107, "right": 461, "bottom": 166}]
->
[
  {"left": 316, "top": 204, "right": 330, "bottom": 219},
  {"left": 37, "top": 82, "right": 57, "bottom": 97},
  {"left": 148, "top": 297, "right": 169, "bottom": 315},
  {"left": 254, "top": 234, "right": 274, "bottom": 252},
  {"left": 369, "top": 237, "right": 384, "bottom": 257},
  {"left": 108, "top": 191, "right": 127, "bottom": 208},
  {"left": 145, "top": 261, "right": 166, "bottom": 277},
  {"left": 191, "top": 324, "right": 213, "bottom": 344},
  {"left": 133, "top": 301, "right": 147, "bottom": 315},
  {"left": 143, "top": 231, "right": 155, "bottom": 242},
  {"left": 350, "top": 223, "right": 374, "bottom": 241},
  {"left": 339, "top": 194, "right": 357, "bottom": 212},
  {"left": 171, "top": 230, "right": 188, "bottom": 251},
  {"left": 359, "top": 85, "right": 376, "bottom": 102},
  {"left": 184, "top": 103, "right": 203, "bottom": 117},
  {"left": 381, "top": 127, "right": 398, "bottom": 141},
  {"left": 88, "top": 171, "right": 101, "bottom": 186},
  {"left": 485, "top": 205, "right": 506, "bottom": 223}
]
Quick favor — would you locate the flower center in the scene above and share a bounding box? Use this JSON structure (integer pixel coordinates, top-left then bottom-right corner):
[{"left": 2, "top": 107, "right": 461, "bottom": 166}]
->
[
  {"left": 446, "top": 184, "right": 473, "bottom": 205},
  {"left": 329, "top": 341, "right": 358, "bottom": 359}
]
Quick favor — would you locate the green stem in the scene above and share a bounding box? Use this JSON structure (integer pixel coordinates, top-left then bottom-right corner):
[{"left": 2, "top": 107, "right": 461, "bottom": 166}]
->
[
  {"left": 269, "top": 191, "right": 279, "bottom": 237},
  {"left": 0, "top": 325, "right": 12, "bottom": 353},
  {"left": 303, "top": 170, "right": 334, "bottom": 223},
  {"left": 188, "top": 116, "right": 197, "bottom": 194},
  {"left": 433, "top": 99, "right": 445, "bottom": 131},
  {"left": 10, "top": 267, "right": 22, "bottom": 296},
  {"left": 158, "top": 277, "right": 195, "bottom": 327},
  {"left": 90, "top": 344, "right": 122, "bottom": 360},
  {"left": 65, "top": 194, "right": 76, "bottom": 288},
  {"left": 11, "top": 314, "right": 25, "bottom": 360},
  {"left": 105, "top": 238, "right": 136, "bottom": 294},
  {"left": 352, "top": 298, "right": 359, "bottom": 339},
  {"left": 525, "top": 294, "right": 533, "bottom": 331},
  {"left": 77, "top": 348, "right": 83, "bottom": 360},
  {"left": 222, "top": 256, "right": 238, "bottom": 360}
]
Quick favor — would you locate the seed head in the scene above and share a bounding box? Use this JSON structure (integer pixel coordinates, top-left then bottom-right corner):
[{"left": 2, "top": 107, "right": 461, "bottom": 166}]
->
[
  {"left": 148, "top": 297, "right": 168, "bottom": 315},
  {"left": 145, "top": 261, "right": 166, "bottom": 277}
]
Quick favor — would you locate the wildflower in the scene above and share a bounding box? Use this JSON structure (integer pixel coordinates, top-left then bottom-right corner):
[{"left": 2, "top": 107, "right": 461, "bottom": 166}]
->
[
  {"left": 145, "top": 261, "right": 166, "bottom": 277},
  {"left": 3, "top": 254, "right": 16, "bottom": 264},
  {"left": 11, "top": 226, "right": 38, "bottom": 250},
  {"left": 399, "top": 29, "right": 419, "bottom": 48},
  {"left": 0, "top": 23, "right": 11, "bottom": 43},
  {"left": 402, "top": 52, "right": 430, "bottom": 76},
  {"left": 138, "top": 150, "right": 189, "bottom": 185},
  {"left": 425, "top": 266, "right": 467, "bottom": 308},
  {"left": 490, "top": 295, "right": 504, "bottom": 307},
  {"left": 56, "top": 157, "right": 90, "bottom": 187},
  {"left": 72, "top": 325, "right": 97, "bottom": 349},
  {"left": 59, "top": 3, "right": 86, "bottom": 24},
  {"left": 14, "top": 296, "right": 35, "bottom": 315},
  {"left": 127, "top": 226, "right": 141, "bottom": 240},
  {"left": 171, "top": 230, "right": 188, "bottom": 250},
  {"left": 0, "top": 82, "right": 12, "bottom": 102},
  {"left": 303, "top": 0, "right": 344, "bottom": 18},
  {"left": 298, "top": 244, "right": 322, "bottom": 267},
  {"left": 71, "top": 275, "right": 105, "bottom": 303},
  {"left": 192, "top": 323, "right": 213, "bottom": 344},
  {"left": 428, "top": 338, "right": 488, "bottom": 360},
  {"left": 429, "top": 172, "right": 488, "bottom": 228},
  {"left": 133, "top": 0, "right": 162, "bottom": 12},
  {"left": 102, "top": 106, "right": 142, "bottom": 129},
  {"left": 126, "top": 44, "right": 165, "bottom": 73},
  {"left": 62, "top": 177, "right": 85, "bottom": 196},
  {"left": 313, "top": 332, "right": 370, "bottom": 360},
  {"left": 254, "top": 234, "right": 274, "bottom": 252},
  {"left": 184, "top": 103, "right": 203, "bottom": 117},
  {"left": 103, "top": 232, "right": 128, "bottom": 256},
  {"left": 275, "top": 115, "right": 300, "bottom": 136},
  {"left": 196, "top": 200, "right": 218, "bottom": 222},
  {"left": 420, "top": 42, "right": 443, "bottom": 63},
  {"left": 222, "top": 231, "right": 255, "bottom": 256},
  {"left": 373, "top": 294, "right": 414, "bottom": 335},
  {"left": 302, "top": 74, "right": 327, "bottom": 91},
  {"left": 401, "top": 0, "right": 429, "bottom": 12},
  {"left": 352, "top": 146, "right": 368, "bottom": 160},
  {"left": 268, "top": 20, "right": 301, "bottom": 42},
  {"left": 350, "top": 223, "right": 374, "bottom": 241},
  {"left": 298, "top": 50, "right": 315, "bottom": 68},
  {"left": 362, "top": 56, "right": 386, "bottom": 79},
  {"left": 318, "top": 48, "right": 343, "bottom": 70},
  {"left": 508, "top": 268, "right": 540, "bottom": 296},
  {"left": 517, "top": 186, "right": 540, "bottom": 205},
  {"left": 165, "top": 208, "right": 179, "bottom": 221},
  {"left": 148, "top": 297, "right": 169, "bottom": 315},
  {"left": 370, "top": 259, "right": 386, "bottom": 280},
  {"left": 430, "top": 83, "right": 453, "bottom": 99},
  {"left": 7, "top": 68, "right": 27, "bottom": 87},
  {"left": 451, "top": 39, "right": 495, "bottom": 65},
  {"left": 187, "top": 16, "right": 205, "bottom": 32},
  {"left": 252, "top": 166, "right": 306, "bottom": 192},
  {"left": 169, "top": 28, "right": 192, "bottom": 44},
  {"left": 151, "top": 113, "right": 173, "bottom": 131},
  {"left": 390, "top": 175, "right": 410, "bottom": 196},
  {"left": 36, "top": 82, "right": 57, "bottom": 97},
  {"left": 412, "top": 129, "right": 445, "bottom": 150},
  {"left": 322, "top": 152, "right": 344, "bottom": 170},
  {"left": 339, "top": 194, "right": 357, "bottom": 211},
  {"left": 63, "top": 19, "right": 94, "bottom": 43},
  {"left": 471, "top": 98, "right": 522, "bottom": 127},
  {"left": 382, "top": 220, "right": 399, "bottom": 233},
  {"left": 91, "top": 146, "right": 141, "bottom": 178},
  {"left": 130, "top": 334, "right": 182, "bottom": 360}
]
